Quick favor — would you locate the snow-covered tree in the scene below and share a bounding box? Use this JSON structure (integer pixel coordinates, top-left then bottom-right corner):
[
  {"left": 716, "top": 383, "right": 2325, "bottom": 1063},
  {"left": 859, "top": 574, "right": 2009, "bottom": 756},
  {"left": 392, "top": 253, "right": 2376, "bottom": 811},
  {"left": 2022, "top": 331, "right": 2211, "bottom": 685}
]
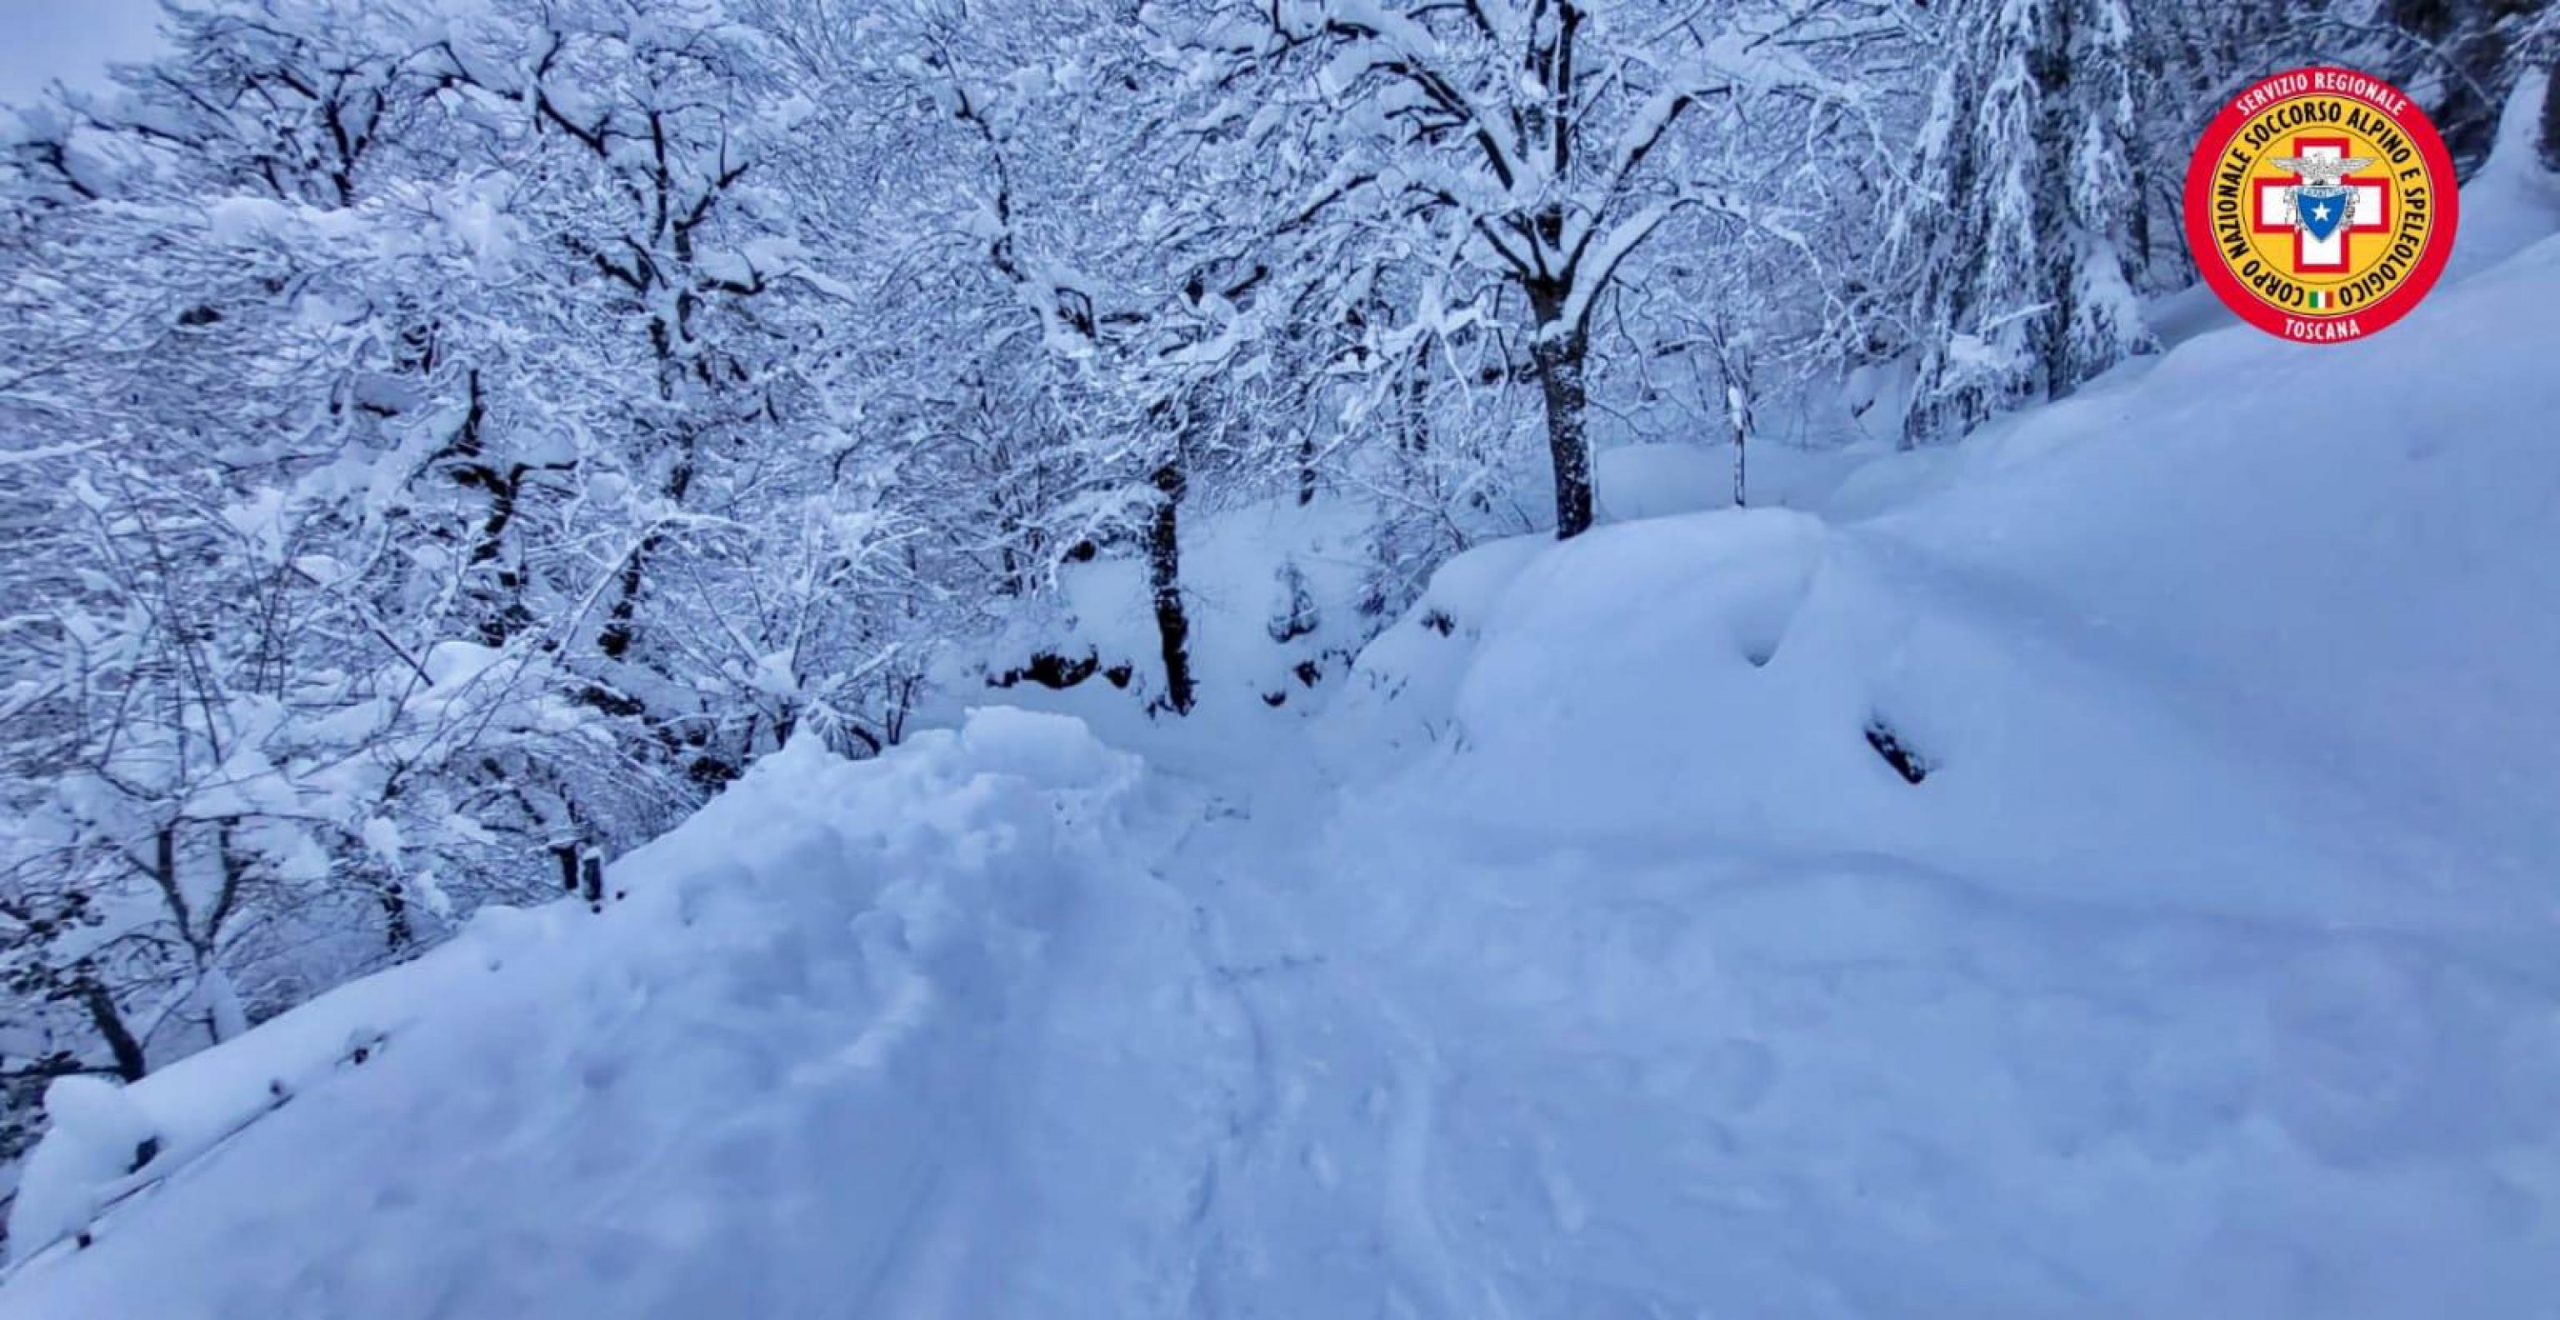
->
[
  {"left": 2054, "top": 0, "right": 2159, "bottom": 393},
  {"left": 1902, "top": 0, "right": 2042, "bottom": 444},
  {"left": 1901, "top": 0, "right": 2163, "bottom": 445},
  {"left": 1197, "top": 0, "right": 1879, "bottom": 538}
]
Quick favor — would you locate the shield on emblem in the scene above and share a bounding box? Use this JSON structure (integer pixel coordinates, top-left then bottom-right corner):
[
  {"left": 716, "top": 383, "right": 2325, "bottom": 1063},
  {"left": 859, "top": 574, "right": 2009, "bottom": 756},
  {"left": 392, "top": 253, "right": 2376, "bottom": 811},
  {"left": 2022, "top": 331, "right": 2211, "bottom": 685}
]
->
[{"left": 2294, "top": 184, "right": 2352, "bottom": 242}]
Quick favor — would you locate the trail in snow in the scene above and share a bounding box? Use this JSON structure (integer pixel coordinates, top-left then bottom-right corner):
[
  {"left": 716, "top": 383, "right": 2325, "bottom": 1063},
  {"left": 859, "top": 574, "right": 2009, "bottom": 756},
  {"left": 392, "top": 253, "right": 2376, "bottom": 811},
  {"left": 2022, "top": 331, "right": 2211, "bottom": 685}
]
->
[
  {"left": 1144, "top": 714, "right": 2560, "bottom": 1318},
  {"left": 1123, "top": 205, "right": 2560, "bottom": 1307},
  {"left": 11, "top": 609, "right": 2560, "bottom": 1317}
]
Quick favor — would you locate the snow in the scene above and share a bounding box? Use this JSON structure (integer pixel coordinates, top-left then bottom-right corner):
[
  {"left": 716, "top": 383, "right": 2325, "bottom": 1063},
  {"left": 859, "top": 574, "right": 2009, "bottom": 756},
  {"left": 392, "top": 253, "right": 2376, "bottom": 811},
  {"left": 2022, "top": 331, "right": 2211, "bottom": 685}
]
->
[
  {"left": 1594, "top": 440, "right": 1727, "bottom": 520},
  {"left": 998, "top": 493, "right": 1381, "bottom": 717},
  {"left": 9, "top": 137, "right": 2560, "bottom": 1320},
  {"left": 1593, "top": 439, "right": 1875, "bottom": 521},
  {"left": 2444, "top": 71, "right": 2560, "bottom": 284},
  {"left": 6, "top": 712, "right": 1224, "bottom": 1316},
  {"left": 1323, "top": 533, "right": 1547, "bottom": 760},
  {"left": 7, "top": 1079, "right": 155, "bottom": 1258}
]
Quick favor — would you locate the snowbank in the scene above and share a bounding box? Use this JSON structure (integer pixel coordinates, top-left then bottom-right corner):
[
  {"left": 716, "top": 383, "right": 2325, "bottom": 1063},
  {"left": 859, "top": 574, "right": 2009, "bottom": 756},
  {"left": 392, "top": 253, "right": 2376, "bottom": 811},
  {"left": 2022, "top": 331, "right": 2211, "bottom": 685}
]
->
[
  {"left": 1321, "top": 534, "right": 1548, "bottom": 762},
  {"left": 2443, "top": 71, "right": 2560, "bottom": 285},
  {"left": 2, "top": 709, "right": 1236, "bottom": 1318},
  {"left": 1374, "top": 227, "right": 2560, "bottom": 943},
  {"left": 1283, "top": 240, "right": 2560, "bottom": 1311}
]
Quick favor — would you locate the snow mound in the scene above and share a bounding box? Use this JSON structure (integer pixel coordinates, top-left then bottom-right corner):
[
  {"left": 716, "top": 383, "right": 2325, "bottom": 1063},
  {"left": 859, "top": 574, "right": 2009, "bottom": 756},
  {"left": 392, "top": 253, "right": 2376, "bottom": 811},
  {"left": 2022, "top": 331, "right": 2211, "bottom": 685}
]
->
[
  {"left": 1393, "top": 230, "right": 2560, "bottom": 934},
  {"left": 2444, "top": 71, "right": 2560, "bottom": 285},
  {"left": 2, "top": 709, "right": 1237, "bottom": 1319},
  {"left": 1288, "top": 234, "right": 2560, "bottom": 1313},
  {"left": 7, "top": 1079, "right": 156, "bottom": 1258},
  {"left": 1321, "top": 534, "right": 1548, "bottom": 762}
]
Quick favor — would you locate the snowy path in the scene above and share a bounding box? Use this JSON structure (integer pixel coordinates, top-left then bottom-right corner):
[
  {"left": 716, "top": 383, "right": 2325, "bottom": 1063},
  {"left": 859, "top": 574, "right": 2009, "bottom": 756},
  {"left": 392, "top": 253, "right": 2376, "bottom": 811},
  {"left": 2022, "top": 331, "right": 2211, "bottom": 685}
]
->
[
  {"left": 14, "top": 665, "right": 2560, "bottom": 1319},
  {"left": 9, "top": 685, "right": 2560, "bottom": 1317},
  {"left": 12, "top": 584, "right": 2560, "bottom": 1320},
  {"left": 1147, "top": 757, "right": 1530, "bottom": 1320},
  {"left": 1143, "top": 718, "right": 2560, "bottom": 1318},
  {"left": 1121, "top": 480, "right": 2560, "bottom": 1314}
]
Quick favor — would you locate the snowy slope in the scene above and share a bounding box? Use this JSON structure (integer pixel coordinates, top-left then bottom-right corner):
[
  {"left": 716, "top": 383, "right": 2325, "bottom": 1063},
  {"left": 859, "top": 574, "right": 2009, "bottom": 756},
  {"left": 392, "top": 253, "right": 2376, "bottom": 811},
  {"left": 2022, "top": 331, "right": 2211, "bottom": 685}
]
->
[
  {"left": 1356, "top": 238, "right": 2560, "bottom": 946},
  {"left": 3, "top": 711, "right": 1244, "bottom": 1317},
  {"left": 1290, "top": 234, "right": 2560, "bottom": 1314},
  {"left": 8, "top": 140, "right": 2560, "bottom": 1320}
]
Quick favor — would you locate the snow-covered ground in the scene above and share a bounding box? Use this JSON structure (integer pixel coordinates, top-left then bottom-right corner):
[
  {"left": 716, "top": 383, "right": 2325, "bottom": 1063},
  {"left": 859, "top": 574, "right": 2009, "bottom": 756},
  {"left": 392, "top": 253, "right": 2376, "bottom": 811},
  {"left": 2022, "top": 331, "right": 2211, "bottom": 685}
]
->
[
  {"left": 5, "top": 709, "right": 1249, "bottom": 1316},
  {"left": 8, "top": 96, "right": 2560, "bottom": 1320}
]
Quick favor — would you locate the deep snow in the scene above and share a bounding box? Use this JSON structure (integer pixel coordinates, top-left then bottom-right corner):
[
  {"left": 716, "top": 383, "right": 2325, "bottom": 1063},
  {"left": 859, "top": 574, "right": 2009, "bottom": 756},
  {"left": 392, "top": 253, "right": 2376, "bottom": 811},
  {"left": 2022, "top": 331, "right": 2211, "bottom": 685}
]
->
[
  {"left": 8, "top": 98, "right": 2560, "bottom": 1320},
  {"left": 8, "top": 710, "right": 1243, "bottom": 1316}
]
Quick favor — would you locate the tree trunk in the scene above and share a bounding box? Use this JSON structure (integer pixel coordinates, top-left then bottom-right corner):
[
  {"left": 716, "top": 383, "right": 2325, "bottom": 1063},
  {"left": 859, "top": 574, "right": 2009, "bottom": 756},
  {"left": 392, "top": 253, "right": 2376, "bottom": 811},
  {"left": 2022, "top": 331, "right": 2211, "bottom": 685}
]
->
[
  {"left": 2542, "top": 56, "right": 2560, "bottom": 174},
  {"left": 1403, "top": 354, "right": 1433, "bottom": 454},
  {"left": 443, "top": 371, "right": 533, "bottom": 646},
  {"left": 78, "top": 982, "right": 147, "bottom": 1083},
  {"left": 1146, "top": 458, "right": 1197, "bottom": 714},
  {"left": 467, "top": 461, "right": 531, "bottom": 647},
  {"left": 1713, "top": 329, "right": 1754, "bottom": 508},
  {"left": 198, "top": 967, "right": 247, "bottom": 1043},
  {"left": 1732, "top": 422, "right": 1748, "bottom": 509},
  {"left": 596, "top": 551, "right": 647, "bottom": 660},
  {"left": 1527, "top": 319, "right": 1596, "bottom": 540},
  {"left": 381, "top": 887, "right": 412, "bottom": 952},
  {"left": 598, "top": 414, "right": 700, "bottom": 662}
]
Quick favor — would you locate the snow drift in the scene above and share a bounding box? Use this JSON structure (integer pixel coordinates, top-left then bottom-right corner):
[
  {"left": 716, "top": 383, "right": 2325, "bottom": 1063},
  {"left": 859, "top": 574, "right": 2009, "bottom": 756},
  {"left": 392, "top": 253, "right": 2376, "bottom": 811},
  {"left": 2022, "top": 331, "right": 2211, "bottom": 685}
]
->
[
  {"left": 4, "top": 710, "right": 1237, "bottom": 1318},
  {"left": 1298, "top": 233, "right": 2560, "bottom": 1313}
]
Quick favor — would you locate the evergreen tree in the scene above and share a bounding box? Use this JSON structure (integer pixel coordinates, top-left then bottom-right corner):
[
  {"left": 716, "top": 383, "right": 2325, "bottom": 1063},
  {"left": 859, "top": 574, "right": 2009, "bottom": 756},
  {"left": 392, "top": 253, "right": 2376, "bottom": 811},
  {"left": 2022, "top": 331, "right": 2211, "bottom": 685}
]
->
[
  {"left": 2383, "top": 0, "right": 2553, "bottom": 173},
  {"left": 2054, "top": 0, "right": 2160, "bottom": 395},
  {"left": 1908, "top": 0, "right": 2057, "bottom": 445}
]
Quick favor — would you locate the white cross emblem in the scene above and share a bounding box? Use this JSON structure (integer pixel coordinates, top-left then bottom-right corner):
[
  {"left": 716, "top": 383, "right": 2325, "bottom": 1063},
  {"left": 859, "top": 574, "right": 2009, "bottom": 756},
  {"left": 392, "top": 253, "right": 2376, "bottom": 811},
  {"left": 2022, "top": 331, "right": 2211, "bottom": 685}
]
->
[{"left": 2252, "top": 138, "right": 2392, "bottom": 273}]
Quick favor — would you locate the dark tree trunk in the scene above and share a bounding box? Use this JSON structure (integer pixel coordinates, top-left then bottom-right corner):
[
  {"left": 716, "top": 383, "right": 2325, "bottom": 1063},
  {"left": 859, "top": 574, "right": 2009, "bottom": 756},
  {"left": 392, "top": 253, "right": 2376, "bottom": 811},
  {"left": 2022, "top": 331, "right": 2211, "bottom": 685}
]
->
[
  {"left": 1710, "top": 326, "right": 1754, "bottom": 508},
  {"left": 2542, "top": 56, "right": 2560, "bottom": 173},
  {"left": 597, "top": 443, "right": 696, "bottom": 663},
  {"left": 1403, "top": 354, "right": 1433, "bottom": 454},
  {"left": 442, "top": 371, "right": 533, "bottom": 646},
  {"left": 597, "top": 553, "right": 647, "bottom": 660},
  {"left": 78, "top": 982, "right": 147, "bottom": 1084},
  {"left": 466, "top": 460, "right": 531, "bottom": 647},
  {"left": 1732, "top": 422, "right": 1748, "bottom": 510},
  {"left": 1524, "top": 289, "right": 1596, "bottom": 540},
  {"left": 381, "top": 887, "right": 412, "bottom": 952},
  {"left": 1146, "top": 458, "right": 1197, "bottom": 714}
]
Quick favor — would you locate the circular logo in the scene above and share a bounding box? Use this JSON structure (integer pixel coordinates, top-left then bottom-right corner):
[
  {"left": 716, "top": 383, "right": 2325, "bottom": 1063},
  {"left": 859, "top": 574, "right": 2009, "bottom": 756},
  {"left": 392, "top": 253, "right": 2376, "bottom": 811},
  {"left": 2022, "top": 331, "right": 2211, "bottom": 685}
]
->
[{"left": 2183, "top": 67, "right": 2458, "bottom": 344}]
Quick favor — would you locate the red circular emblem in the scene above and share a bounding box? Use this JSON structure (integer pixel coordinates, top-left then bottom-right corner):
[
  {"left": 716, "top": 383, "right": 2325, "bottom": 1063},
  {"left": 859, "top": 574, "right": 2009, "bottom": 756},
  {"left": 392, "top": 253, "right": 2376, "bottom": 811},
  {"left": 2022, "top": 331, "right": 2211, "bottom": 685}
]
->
[{"left": 2183, "top": 67, "right": 2460, "bottom": 344}]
